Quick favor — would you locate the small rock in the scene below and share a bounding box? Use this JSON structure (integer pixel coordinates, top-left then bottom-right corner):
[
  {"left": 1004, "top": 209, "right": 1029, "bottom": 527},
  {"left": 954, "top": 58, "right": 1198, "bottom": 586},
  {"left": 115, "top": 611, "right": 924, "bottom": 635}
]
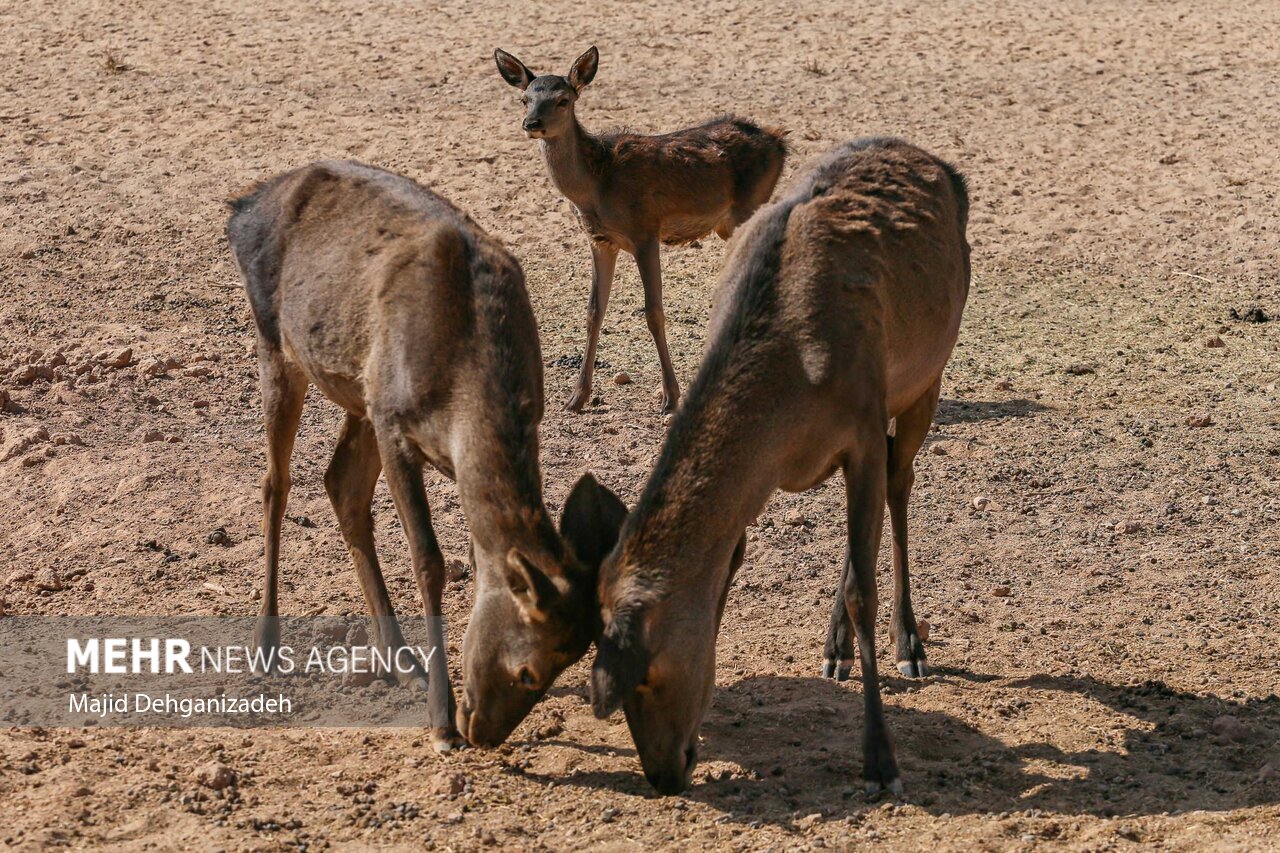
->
[
  {"left": 1230, "top": 305, "right": 1270, "bottom": 324},
  {"left": 1184, "top": 413, "right": 1213, "bottom": 428},
  {"left": 1201, "top": 495, "right": 1219, "bottom": 506},
  {"left": 34, "top": 568, "right": 64, "bottom": 592},
  {"left": 929, "top": 442, "right": 948, "bottom": 456},
  {"left": 52, "top": 433, "right": 85, "bottom": 446},
  {"left": 194, "top": 761, "right": 237, "bottom": 790},
  {"left": 445, "top": 559, "right": 468, "bottom": 582},
  {"left": 1211, "top": 714, "right": 1250, "bottom": 743},
  {"left": 0, "top": 388, "right": 13, "bottom": 412},
  {"left": 1204, "top": 335, "right": 1226, "bottom": 349},
  {"left": 613, "top": 371, "right": 631, "bottom": 386},
  {"left": 428, "top": 771, "right": 467, "bottom": 797},
  {"left": 103, "top": 348, "right": 133, "bottom": 369},
  {"left": 71, "top": 785, "right": 92, "bottom": 797},
  {"left": 141, "top": 429, "right": 165, "bottom": 443},
  {"left": 994, "top": 377, "right": 1013, "bottom": 391},
  {"left": 1114, "top": 520, "right": 1142, "bottom": 535},
  {"left": 193, "top": 400, "right": 210, "bottom": 409},
  {"left": 972, "top": 496, "right": 990, "bottom": 511},
  {"left": 1064, "top": 363, "right": 1095, "bottom": 376},
  {"left": 183, "top": 366, "right": 212, "bottom": 379},
  {"left": 140, "top": 358, "right": 168, "bottom": 377},
  {"left": 206, "top": 527, "right": 232, "bottom": 547},
  {"left": 535, "top": 721, "right": 564, "bottom": 740},
  {"left": 784, "top": 509, "right": 806, "bottom": 527},
  {"left": 916, "top": 619, "right": 931, "bottom": 642},
  {"left": 1, "top": 425, "right": 50, "bottom": 461},
  {"left": 992, "top": 585, "right": 1011, "bottom": 598}
]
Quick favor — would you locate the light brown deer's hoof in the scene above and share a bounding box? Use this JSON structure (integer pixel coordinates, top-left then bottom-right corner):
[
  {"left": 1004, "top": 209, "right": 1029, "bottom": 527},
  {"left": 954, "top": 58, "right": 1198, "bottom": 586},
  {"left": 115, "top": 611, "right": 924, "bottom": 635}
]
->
[
  {"left": 566, "top": 386, "right": 591, "bottom": 413},
  {"left": 431, "top": 727, "right": 468, "bottom": 754},
  {"left": 251, "top": 617, "right": 280, "bottom": 674}
]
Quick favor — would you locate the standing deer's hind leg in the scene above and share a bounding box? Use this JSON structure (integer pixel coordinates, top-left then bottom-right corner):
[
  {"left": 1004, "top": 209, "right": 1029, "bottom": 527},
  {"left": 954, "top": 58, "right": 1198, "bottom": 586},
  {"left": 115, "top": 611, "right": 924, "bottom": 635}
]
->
[
  {"left": 375, "top": 425, "right": 463, "bottom": 753},
  {"left": 253, "top": 349, "right": 307, "bottom": 670},
  {"left": 886, "top": 380, "right": 941, "bottom": 678},
  {"left": 323, "top": 414, "right": 424, "bottom": 689}
]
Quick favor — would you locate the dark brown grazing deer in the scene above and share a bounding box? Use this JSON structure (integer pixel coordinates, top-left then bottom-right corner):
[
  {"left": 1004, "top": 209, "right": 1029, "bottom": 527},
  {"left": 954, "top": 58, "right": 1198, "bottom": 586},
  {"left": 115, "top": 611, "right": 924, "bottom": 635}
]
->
[
  {"left": 493, "top": 46, "right": 788, "bottom": 415},
  {"left": 587, "top": 138, "right": 971, "bottom": 795},
  {"left": 227, "top": 160, "right": 623, "bottom": 752}
]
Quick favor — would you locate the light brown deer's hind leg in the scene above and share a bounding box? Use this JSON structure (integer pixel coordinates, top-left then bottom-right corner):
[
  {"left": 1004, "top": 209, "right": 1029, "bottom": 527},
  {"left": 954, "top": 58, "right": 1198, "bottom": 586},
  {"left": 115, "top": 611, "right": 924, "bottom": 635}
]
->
[
  {"left": 374, "top": 426, "right": 463, "bottom": 753},
  {"left": 253, "top": 349, "right": 307, "bottom": 669},
  {"left": 568, "top": 243, "right": 618, "bottom": 413},
  {"left": 635, "top": 240, "right": 680, "bottom": 415},
  {"left": 886, "top": 379, "right": 941, "bottom": 678},
  {"left": 324, "top": 413, "right": 425, "bottom": 690}
]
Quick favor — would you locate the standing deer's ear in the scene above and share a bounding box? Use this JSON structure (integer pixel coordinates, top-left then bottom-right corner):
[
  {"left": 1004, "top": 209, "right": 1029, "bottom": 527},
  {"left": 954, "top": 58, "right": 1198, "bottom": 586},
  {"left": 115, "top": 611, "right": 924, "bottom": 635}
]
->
[
  {"left": 568, "top": 46, "right": 599, "bottom": 92},
  {"left": 494, "top": 48, "right": 535, "bottom": 90},
  {"left": 505, "top": 549, "right": 561, "bottom": 619},
  {"left": 560, "top": 472, "right": 627, "bottom": 574}
]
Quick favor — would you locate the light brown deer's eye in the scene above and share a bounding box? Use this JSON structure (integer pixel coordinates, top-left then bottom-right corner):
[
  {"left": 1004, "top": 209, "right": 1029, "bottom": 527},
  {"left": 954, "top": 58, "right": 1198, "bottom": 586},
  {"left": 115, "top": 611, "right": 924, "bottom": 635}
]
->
[{"left": 520, "top": 96, "right": 528, "bottom": 105}]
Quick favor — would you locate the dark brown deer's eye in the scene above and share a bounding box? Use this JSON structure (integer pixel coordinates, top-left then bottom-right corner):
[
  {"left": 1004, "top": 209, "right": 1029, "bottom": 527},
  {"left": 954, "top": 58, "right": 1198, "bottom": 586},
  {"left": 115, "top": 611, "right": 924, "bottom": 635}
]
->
[
  {"left": 557, "top": 98, "right": 569, "bottom": 108},
  {"left": 518, "top": 667, "right": 537, "bottom": 689},
  {"left": 520, "top": 96, "right": 529, "bottom": 105}
]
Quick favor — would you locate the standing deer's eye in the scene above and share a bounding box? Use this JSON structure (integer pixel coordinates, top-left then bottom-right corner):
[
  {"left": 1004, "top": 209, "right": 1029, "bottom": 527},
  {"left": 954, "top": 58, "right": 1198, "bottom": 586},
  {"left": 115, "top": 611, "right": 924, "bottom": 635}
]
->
[{"left": 520, "top": 95, "right": 529, "bottom": 105}]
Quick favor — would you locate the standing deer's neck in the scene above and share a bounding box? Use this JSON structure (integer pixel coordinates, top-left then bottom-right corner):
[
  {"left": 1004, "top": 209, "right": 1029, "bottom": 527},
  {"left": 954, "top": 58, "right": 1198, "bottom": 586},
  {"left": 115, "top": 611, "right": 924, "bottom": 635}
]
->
[{"left": 540, "top": 118, "right": 599, "bottom": 207}]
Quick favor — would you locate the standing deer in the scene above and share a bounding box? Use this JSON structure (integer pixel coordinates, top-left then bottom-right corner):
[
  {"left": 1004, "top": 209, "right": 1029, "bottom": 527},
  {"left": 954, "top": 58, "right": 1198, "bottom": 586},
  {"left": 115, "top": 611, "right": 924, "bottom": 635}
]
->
[
  {"left": 493, "top": 46, "right": 788, "bottom": 414},
  {"left": 587, "top": 138, "right": 971, "bottom": 795},
  {"left": 227, "top": 160, "right": 623, "bottom": 752}
]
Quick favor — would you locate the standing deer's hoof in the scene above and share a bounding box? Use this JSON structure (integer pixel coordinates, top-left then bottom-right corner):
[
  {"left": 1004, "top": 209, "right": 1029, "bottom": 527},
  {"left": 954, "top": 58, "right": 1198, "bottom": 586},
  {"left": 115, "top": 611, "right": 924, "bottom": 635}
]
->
[
  {"left": 894, "top": 631, "right": 929, "bottom": 679},
  {"left": 251, "top": 617, "right": 281, "bottom": 674},
  {"left": 566, "top": 385, "right": 591, "bottom": 413},
  {"left": 865, "top": 777, "right": 905, "bottom": 800},
  {"left": 822, "top": 658, "right": 854, "bottom": 681},
  {"left": 431, "top": 727, "right": 468, "bottom": 754}
]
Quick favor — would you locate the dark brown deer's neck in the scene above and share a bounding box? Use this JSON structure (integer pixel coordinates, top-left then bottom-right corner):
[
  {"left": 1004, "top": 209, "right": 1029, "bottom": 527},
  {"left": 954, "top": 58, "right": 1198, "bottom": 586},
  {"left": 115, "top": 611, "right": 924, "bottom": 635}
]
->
[
  {"left": 540, "top": 118, "right": 601, "bottom": 208},
  {"left": 454, "top": 424, "right": 562, "bottom": 563}
]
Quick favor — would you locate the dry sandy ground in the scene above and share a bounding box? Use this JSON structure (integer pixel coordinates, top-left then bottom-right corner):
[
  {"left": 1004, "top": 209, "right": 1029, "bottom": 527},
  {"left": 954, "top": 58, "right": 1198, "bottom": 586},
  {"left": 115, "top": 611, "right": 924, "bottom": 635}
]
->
[{"left": 2, "top": 0, "right": 1279, "bottom": 849}]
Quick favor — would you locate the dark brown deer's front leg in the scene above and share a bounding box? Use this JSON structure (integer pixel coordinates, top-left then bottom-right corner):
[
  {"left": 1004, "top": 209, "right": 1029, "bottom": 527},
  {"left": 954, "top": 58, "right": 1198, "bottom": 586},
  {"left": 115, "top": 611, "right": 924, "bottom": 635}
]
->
[
  {"left": 568, "top": 242, "right": 618, "bottom": 412},
  {"left": 842, "top": 441, "right": 901, "bottom": 797},
  {"left": 635, "top": 240, "right": 680, "bottom": 415},
  {"left": 375, "top": 426, "right": 463, "bottom": 753}
]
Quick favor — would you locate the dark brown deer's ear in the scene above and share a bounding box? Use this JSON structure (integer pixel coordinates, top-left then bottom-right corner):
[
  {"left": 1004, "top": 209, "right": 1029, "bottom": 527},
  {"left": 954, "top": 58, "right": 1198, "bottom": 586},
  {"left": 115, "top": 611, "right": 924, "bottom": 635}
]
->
[
  {"left": 560, "top": 472, "right": 627, "bottom": 573},
  {"left": 568, "top": 46, "right": 599, "bottom": 91},
  {"left": 505, "top": 549, "right": 561, "bottom": 618},
  {"left": 590, "top": 609, "right": 647, "bottom": 717},
  {"left": 494, "top": 48, "right": 535, "bottom": 90}
]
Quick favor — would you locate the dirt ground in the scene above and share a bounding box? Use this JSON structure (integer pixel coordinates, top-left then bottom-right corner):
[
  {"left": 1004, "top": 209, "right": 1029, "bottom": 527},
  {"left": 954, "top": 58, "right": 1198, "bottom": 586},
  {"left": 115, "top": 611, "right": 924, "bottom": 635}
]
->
[{"left": 2, "top": 0, "right": 1279, "bottom": 848}]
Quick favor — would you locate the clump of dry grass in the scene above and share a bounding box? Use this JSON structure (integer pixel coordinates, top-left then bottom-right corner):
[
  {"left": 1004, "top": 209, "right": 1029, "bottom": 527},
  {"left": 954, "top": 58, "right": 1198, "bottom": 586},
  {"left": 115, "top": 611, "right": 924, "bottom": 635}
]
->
[
  {"left": 102, "top": 51, "right": 128, "bottom": 74},
  {"left": 802, "top": 59, "right": 830, "bottom": 77}
]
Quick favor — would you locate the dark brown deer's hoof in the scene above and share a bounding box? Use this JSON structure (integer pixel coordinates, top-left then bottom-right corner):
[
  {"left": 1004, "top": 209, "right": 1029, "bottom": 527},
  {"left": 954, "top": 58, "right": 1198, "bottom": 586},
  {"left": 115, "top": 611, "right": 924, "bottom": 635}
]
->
[
  {"left": 894, "top": 626, "right": 929, "bottom": 678},
  {"left": 566, "top": 386, "right": 591, "bottom": 413},
  {"left": 251, "top": 617, "right": 281, "bottom": 674},
  {"left": 822, "top": 658, "right": 854, "bottom": 681},
  {"left": 865, "top": 777, "right": 905, "bottom": 799},
  {"left": 431, "top": 727, "right": 468, "bottom": 754}
]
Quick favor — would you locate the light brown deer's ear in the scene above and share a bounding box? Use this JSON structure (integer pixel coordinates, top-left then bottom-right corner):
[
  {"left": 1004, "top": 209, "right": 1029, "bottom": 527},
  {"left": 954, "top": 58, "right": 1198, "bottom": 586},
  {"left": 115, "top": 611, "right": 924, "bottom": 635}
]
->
[
  {"left": 494, "top": 48, "right": 535, "bottom": 90},
  {"left": 505, "top": 549, "right": 561, "bottom": 620},
  {"left": 568, "top": 46, "right": 599, "bottom": 92}
]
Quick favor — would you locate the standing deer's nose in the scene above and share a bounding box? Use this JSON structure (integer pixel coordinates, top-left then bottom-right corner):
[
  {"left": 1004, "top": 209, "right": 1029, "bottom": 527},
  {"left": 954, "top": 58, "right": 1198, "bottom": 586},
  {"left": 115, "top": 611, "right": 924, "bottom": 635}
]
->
[{"left": 522, "top": 118, "right": 542, "bottom": 132}]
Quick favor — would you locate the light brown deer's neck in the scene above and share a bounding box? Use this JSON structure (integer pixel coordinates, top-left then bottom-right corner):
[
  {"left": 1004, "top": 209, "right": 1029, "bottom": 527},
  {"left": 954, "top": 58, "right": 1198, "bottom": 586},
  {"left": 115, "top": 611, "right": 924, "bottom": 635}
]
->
[{"left": 539, "top": 118, "right": 601, "bottom": 208}]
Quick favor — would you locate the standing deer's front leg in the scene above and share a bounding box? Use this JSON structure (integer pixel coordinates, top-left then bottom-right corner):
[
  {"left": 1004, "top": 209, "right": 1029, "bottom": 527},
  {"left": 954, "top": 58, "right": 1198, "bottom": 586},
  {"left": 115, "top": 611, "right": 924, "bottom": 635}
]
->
[
  {"left": 375, "top": 425, "right": 464, "bottom": 753},
  {"left": 841, "top": 437, "right": 900, "bottom": 797},
  {"left": 634, "top": 240, "right": 680, "bottom": 415},
  {"left": 568, "top": 242, "right": 618, "bottom": 413}
]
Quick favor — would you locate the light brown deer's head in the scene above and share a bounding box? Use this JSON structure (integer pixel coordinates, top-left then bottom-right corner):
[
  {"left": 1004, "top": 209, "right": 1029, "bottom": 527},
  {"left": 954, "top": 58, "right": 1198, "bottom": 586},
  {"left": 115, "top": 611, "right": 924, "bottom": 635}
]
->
[
  {"left": 457, "top": 473, "right": 625, "bottom": 746},
  {"left": 493, "top": 46, "right": 598, "bottom": 140}
]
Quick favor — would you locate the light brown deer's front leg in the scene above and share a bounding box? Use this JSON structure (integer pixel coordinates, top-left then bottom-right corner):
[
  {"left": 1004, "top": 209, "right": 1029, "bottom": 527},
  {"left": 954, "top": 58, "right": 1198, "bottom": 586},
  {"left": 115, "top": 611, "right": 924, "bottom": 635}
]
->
[
  {"left": 375, "top": 428, "right": 463, "bottom": 753},
  {"left": 568, "top": 242, "right": 618, "bottom": 412},
  {"left": 635, "top": 240, "right": 680, "bottom": 415}
]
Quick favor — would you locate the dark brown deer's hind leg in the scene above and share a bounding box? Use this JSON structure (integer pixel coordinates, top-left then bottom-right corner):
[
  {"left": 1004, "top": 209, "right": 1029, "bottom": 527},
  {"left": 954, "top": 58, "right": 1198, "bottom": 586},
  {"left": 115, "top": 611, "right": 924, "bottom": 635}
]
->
[
  {"left": 635, "top": 240, "right": 680, "bottom": 415},
  {"left": 841, "top": 434, "right": 901, "bottom": 797},
  {"left": 253, "top": 349, "right": 307, "bottom": 669},
  {"left": 568, "top": 242, "right": 618, "bottom": 413},
  {"left": 374, "top": 424, "right": 463, "bottom": 753},
  {"left": 324, "top": 414, "right": 425, "bottom": 690},
  {"left": 886, "top": 380, "right": 941, "bottom": 678}
]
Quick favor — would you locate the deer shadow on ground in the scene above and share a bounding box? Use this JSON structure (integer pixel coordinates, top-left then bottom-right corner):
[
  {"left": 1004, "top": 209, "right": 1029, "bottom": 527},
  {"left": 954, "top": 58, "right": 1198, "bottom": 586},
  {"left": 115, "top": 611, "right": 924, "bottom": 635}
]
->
[
  {"left": 528, "top": 669, "right": 1278, "bottom": 831},
  {"left": 935, "top": 397, "right": 1050, "bottom": 426}
]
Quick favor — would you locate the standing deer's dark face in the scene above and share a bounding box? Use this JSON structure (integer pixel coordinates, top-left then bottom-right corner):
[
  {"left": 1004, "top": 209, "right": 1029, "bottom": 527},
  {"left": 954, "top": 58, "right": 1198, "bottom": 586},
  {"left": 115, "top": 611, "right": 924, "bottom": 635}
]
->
[
  {"left": 457, "top": 473, "right": 626, "bottom": 747},
  {"left": 494, "top": 46, "right": 598, "bottom": 140}
]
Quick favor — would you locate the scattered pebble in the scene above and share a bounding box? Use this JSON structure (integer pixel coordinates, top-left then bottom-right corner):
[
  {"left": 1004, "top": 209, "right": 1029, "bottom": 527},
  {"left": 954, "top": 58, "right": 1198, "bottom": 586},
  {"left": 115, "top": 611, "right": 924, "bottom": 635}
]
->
[
  {"left": 1184, "top": 413, "right": 1213, "bottom": 428},
  {"left": 34, "top": 568, "right": 64, "bottom": 592},
  {"left": 612, "top": 371, "right": 631, "bottom": 385},
  {"left": 784, "top": 509, "right": 806, "bottom": 527},
  {"left": 1204, "top": 335, "right": 1226, "bottom": 348},
  {"left": 206, "top": 527, "right": 232, "bottom": 546},
  {"left": 102, "top": 347, "right": 133, "bottom": 368},
  {"left": 1114, "top": 520, "right": 1142, "bottom": 535},
  {"left": 994, "top": 377, "right": 1013, "bottom": 391},
  {"left": 193, "top": 400, "right": 210, "bottom": 409},
  {"left": 971, "top": 496, "right": 990, "bottom": 511},
  {"left": 446, "top": 558, "right": 468, "bottom": 582},
  {"left": 929, "top": 443, "right": 948, "bottom": 456},
  {"left": 1064, "top": 363, "right": 1096, "bottom": 376},
  {"left": 992, "top": 585, "right": 1011, "bottom": 598},
  {"left": 428, "top": 771, "right": 467, "bottom": 797},
  {"left": 916, "top": 619, "right": 931, "bottom": 642},
  {"left": 141, "top": 429, "right": 165, "bottom": 443},
  {"left": 194, "top": 761, "right": 237, "bottom": 790}
]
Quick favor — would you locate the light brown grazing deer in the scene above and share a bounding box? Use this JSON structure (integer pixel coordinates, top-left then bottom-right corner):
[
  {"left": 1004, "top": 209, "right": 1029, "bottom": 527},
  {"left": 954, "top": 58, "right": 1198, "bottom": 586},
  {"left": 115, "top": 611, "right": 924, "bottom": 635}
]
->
[
  {"left": 493, "top": 46, "right": 788, "bottom": 414},
  {"left": 227, "top": 160, "right": 624, "bottom": 752},
  {"left": 587, "top": 138, "right": 971, "bottom": 795}
]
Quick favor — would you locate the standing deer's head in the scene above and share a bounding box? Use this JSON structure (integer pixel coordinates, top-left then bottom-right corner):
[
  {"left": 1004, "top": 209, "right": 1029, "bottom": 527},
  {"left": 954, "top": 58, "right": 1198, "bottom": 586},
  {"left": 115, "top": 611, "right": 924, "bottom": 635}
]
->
[
  {"left": 493, "top": 46, "right": 598, "bottom": 139},
  {"left": 457, "top": 473, "right": 625, "bottom": 747}
]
